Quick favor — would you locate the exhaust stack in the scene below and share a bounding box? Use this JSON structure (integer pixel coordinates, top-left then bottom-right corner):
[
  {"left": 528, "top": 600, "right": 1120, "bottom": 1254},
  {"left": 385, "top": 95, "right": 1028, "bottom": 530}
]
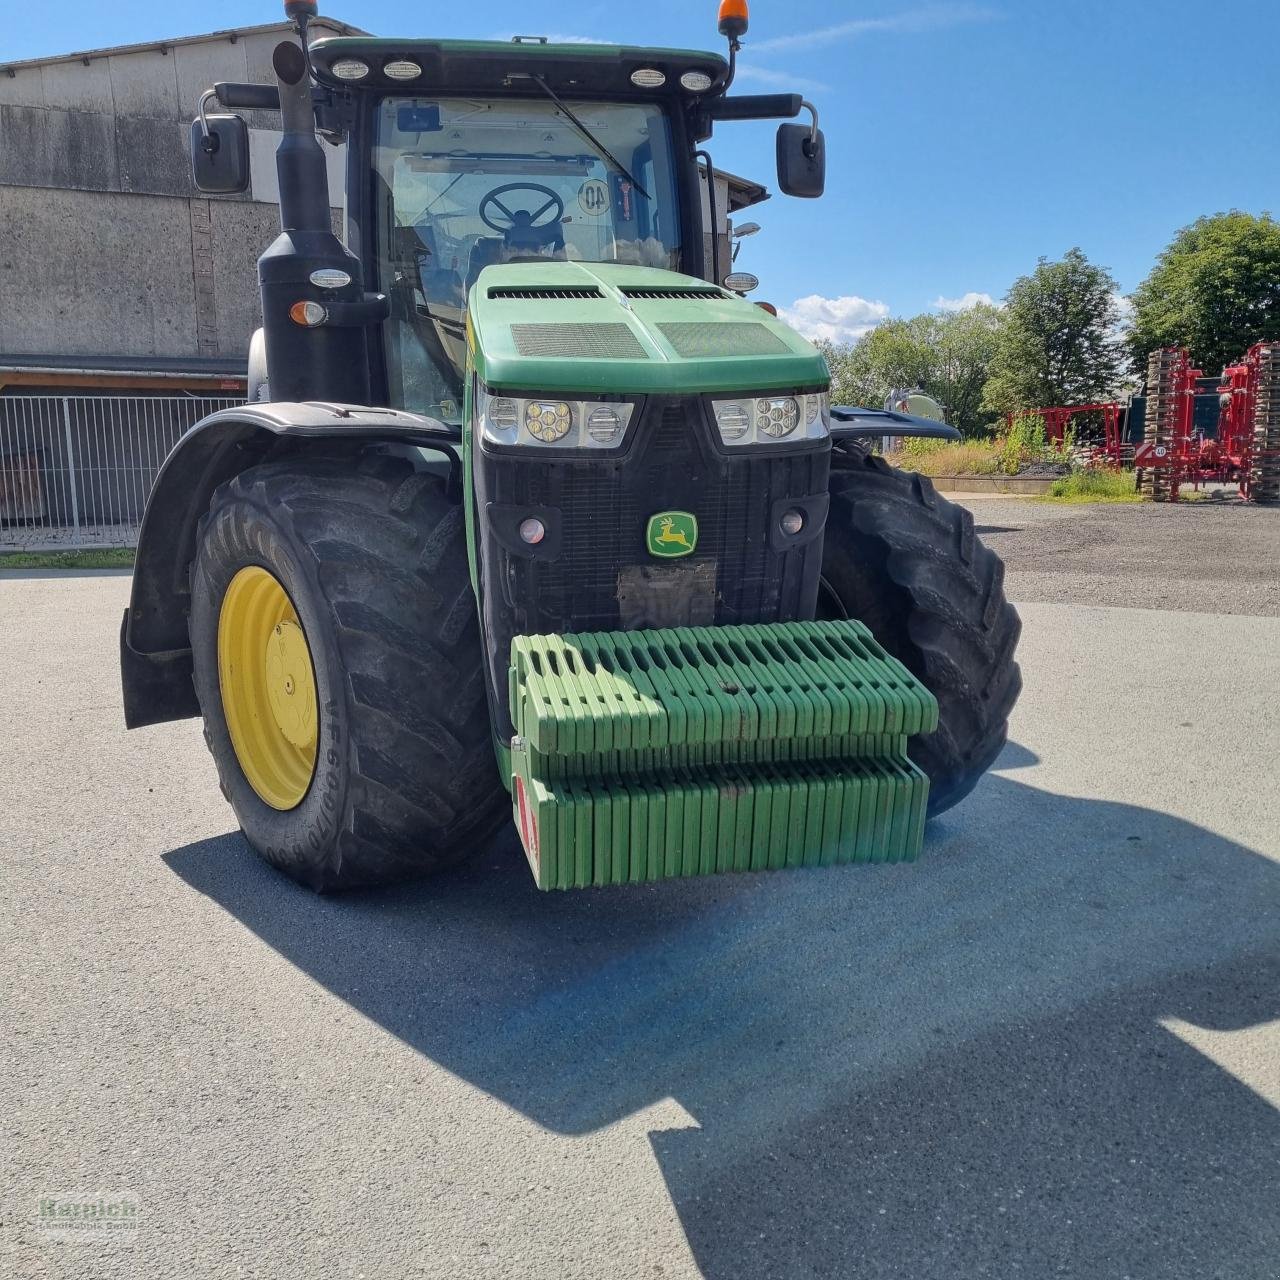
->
[{"left": 257, "top": 10, "right": 384, "bottom": 404}]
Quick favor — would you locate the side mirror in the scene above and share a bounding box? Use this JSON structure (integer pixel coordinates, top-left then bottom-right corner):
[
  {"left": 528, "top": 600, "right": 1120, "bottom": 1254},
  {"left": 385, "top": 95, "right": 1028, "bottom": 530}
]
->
[
  {"left": 189, "top": 113, "right": 250, "bottom": 195},
  {"left": 776, "top": 122, "right": 825, "bottom": 199}
]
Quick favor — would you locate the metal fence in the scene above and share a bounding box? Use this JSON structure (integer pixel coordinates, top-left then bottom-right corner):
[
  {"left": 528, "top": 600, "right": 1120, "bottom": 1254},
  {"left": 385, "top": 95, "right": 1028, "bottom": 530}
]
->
[{"left": 0, "top": 395, "right": 243, "bottom": 552}]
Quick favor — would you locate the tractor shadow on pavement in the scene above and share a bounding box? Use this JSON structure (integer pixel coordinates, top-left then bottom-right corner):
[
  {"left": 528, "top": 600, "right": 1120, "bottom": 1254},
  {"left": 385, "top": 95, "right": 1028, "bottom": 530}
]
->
[{"left": 166, "top": 742, "right": 1280, "bottom": 1279}]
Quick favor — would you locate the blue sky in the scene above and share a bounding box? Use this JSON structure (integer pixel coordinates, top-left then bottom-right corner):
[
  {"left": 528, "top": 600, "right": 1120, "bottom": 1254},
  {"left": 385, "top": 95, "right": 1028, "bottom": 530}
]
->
[{"left": 12, "top": 1, "right": 1279, "bottom": 343}]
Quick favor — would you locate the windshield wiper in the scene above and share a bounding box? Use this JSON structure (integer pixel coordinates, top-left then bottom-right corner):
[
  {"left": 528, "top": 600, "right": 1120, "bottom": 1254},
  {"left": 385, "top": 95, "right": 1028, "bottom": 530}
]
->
[
  {"left": 420, "top": 169, "right": 468, "bottom": 217},
  {"left": 531, "top": 75, "right": 651, "bottom": 201}
]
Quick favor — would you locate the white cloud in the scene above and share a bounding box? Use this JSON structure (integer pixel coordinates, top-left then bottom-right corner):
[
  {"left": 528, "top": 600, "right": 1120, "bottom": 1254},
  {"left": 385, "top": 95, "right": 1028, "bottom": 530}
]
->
[
  {"left": 734, "top": 64, "right": 830, "bottom": 94},
  {"left": 778, "top": 294, "right": 890, "bottom": 345},
  {"left": 933, "top": 291, "right": 996, "bottom": 312},
  {"left": 753, "top": 4, "right": 997, "bottom": 54}
]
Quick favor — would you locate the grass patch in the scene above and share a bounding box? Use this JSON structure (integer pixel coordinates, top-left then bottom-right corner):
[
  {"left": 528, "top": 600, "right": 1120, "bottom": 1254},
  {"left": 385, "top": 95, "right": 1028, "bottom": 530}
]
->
[
  {"left": 885, "top": 440, "right": 1004, "bottom": 477},
  {"left": 1042, "top": 469, "right": 1146, "bottom": 503},
  {"left": 0, "top": 547, "right": 135, "bottom": 570},
  {"left": 887, "top": 416, "right": 1073, "bottom": 478}
]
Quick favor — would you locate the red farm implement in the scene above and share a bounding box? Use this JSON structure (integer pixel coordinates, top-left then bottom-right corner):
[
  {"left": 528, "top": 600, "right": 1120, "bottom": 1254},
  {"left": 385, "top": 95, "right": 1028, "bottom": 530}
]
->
[
  {"left": 1010, "top": 345, "right": 1280, "bottom": 503},
  {"left": 1006, "top": 403, "right": 1127, "bottom": 467},
  {"left": 1138, "top": 344, "right": 1280, "bottom": 502},
  {"left": 1217, "top": 343, "right": 1280, "bottom": 502},
  {"left": 1138, "top": 347, "right": 1203, "bottom": 501}
]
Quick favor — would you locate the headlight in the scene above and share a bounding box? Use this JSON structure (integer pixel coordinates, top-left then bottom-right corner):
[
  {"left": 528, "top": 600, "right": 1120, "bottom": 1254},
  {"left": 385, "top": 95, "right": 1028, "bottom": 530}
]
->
[
  {"left": 714, "top": 401, "right": 752, "bottom": 441},
  {"left": 526, "top": 401, "right": 574, "bottom": 443},
  {"left": 757, "top": 397, "right": 800, "bottom": 438},
  {"left": 712, "top": 392, "right": 829, "bottom": 446},
  {"left": 476, "top": 386, "right": 634, "bottom": 448},
  {"left": 586, "top": 405, "right": 624, "bottom": 443},
  {"left": 488, "top": 397, "right": 519, "bottom": 430}
]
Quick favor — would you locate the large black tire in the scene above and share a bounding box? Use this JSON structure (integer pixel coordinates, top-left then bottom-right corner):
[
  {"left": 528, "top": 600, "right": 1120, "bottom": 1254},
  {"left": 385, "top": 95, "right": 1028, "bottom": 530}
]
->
[
  {"left": 189, "top": 453, "right": 507, "bottom": 891},
  {"left": 821, "top": 450, "right": 1022, "bottom": 816}
]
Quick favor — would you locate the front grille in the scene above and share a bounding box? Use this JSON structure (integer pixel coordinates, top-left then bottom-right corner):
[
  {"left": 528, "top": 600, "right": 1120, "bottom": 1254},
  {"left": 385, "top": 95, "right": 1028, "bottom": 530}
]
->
[
  {"left": 472, "top": 397, "right": 831, "bottom": 734},
  {"left": 658, "top": 322, "right": 790, "bottom": 358},
  {"left": 511, "top": 322, "right": 647, "bottom": 359}
]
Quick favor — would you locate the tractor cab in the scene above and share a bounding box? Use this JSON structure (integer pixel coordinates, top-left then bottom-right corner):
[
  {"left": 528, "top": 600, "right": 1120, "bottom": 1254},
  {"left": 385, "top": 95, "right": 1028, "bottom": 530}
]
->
[
  {"left": 302, "top": 34, "right": 821, "bottom": 422},
  {"left": 194, "top": 21, "right": 825, "bottom": 414}
]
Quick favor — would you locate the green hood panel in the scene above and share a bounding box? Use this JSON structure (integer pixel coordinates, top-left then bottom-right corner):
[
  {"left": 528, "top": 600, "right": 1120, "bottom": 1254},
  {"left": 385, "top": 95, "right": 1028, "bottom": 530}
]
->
[{"left": 468, "top": 263, "right": 830, "bottom": 396}]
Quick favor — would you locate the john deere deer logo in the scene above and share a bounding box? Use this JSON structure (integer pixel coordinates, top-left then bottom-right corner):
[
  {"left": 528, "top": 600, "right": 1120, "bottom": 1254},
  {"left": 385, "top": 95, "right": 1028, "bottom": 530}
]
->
[{"left": 646, "top": 511, "right": 698, "bottom": 558}]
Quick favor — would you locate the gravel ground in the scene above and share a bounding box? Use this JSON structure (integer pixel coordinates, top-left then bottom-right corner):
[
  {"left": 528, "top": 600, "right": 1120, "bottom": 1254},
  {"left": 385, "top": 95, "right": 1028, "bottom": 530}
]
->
[
  {"left": 2, "top": 503, "right": 1279, "bottom": 1279},
  {"left": 956, "top": 494, "right": 1280, "bottom": 616}
]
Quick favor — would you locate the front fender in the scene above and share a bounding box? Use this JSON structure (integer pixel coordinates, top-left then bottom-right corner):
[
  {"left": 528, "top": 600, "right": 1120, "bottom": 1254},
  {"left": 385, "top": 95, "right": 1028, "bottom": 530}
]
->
[
  {"left": 829, "top": 406, "right": 962, "bottom": 443},
  {"left": 121, "top": 402, "right": 459, "bottom": 728}
]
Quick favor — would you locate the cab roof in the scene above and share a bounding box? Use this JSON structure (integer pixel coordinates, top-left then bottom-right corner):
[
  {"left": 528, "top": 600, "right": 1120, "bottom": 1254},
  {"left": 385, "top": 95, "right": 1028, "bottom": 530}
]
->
[{"left": 309, "top": 37, "right": 728, "bottom": 96}]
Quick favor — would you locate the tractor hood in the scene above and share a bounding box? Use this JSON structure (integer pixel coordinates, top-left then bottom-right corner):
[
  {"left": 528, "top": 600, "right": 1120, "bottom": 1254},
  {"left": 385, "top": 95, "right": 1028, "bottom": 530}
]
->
[{"left": 467, "top": 262, "right": 829, "bottom": 396}]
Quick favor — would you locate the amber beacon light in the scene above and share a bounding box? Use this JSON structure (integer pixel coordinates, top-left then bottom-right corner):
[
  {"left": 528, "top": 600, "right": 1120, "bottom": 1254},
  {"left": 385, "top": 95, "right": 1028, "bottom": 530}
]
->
[{"left": 718, "top": 0, "right": 749, "bottom": 42}]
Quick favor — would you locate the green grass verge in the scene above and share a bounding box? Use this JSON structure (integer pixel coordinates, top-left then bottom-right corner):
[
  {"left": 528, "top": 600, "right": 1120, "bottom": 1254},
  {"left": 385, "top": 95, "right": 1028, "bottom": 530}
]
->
[
  {"left": 886, "top": 441, "right": 1003, "bottom": 477},
  {"left": 886, "top": 434, "right": 1072, "bottom": 479},
  {"left": 1041, "top": 470, "right": 1147, "bottom": 503},
  {"left": 0, "top": 547, "right": 135, "bottom": 570}
]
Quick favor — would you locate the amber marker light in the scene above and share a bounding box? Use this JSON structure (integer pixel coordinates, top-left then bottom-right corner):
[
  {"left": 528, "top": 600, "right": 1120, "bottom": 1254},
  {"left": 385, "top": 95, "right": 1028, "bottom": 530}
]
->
[{"left": 289, "top": 301, "right": 327, "bottom": 327}]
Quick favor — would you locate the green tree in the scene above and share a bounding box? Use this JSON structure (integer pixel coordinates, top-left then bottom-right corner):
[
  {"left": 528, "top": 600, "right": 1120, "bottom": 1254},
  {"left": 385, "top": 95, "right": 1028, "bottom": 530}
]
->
[
  {"left": 928, "top": 305, "right": 1005, "bottom": 434},
  {"left": 822, "top": 320, "right": 930, "bottom": 409},
  {"left": 821, "top": 304, "right": 1003, "bottom": 436},
  {"left": 981, "top": 248, "right": 1124, "bottom": 415},
  {"left": 1128, "top": 211, "right": 1280, "bottom": 375}
]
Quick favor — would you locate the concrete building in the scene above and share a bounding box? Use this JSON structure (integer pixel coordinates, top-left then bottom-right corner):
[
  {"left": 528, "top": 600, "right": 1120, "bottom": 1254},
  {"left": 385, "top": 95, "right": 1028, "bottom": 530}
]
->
[
  {"left": 0, "top": 21, "right": 774, "bottom": 399},
  {"left": 0, "top": 23, "right": 775, "bottom": 547},
  {"left": 0, "top": 19, "right": 358, "bottom": 395}
]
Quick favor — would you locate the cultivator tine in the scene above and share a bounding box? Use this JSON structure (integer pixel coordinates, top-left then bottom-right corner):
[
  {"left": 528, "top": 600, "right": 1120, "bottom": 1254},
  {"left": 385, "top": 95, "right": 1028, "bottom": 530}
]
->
[
  {"left": 1250, "top": 344, "right": 1280, "bottom": 503},
  {"left": 1141, "top": 346, "right": 1203, "bottom": 502}
]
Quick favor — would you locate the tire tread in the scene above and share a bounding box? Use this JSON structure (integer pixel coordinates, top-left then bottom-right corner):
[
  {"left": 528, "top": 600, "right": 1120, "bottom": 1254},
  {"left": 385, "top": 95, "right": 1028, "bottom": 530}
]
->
[
  {"left": 825, "top": 450, "right": 1022, "bottom": 815},
  {"left": 193, "top": 455, "right": 506, "bottom": 890}
]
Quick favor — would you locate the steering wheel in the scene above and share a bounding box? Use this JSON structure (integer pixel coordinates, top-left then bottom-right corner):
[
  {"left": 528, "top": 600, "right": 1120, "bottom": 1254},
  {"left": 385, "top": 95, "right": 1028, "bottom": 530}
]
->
[{"left": 479, "top": 183, "right": 565, "bottom": 235}]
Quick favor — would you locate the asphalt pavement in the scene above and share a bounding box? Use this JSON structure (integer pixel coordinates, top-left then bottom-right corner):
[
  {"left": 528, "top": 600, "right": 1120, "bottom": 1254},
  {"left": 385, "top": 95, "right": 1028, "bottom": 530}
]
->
[
  {"left": 3, "top": 499, "right": 1279, "bottom": 1279},
  {"left": 962, "top": 494, "right": 1280, "bottom": 616}
]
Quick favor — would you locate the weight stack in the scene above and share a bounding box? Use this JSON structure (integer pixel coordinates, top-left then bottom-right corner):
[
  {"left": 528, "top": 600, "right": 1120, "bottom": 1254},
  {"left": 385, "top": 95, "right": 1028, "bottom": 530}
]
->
[{"left": 507, "top": 621, "right": 939, "bottom": 890}]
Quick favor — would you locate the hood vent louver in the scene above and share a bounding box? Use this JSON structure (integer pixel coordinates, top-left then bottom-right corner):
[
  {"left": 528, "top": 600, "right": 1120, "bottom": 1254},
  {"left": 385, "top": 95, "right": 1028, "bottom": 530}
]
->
[
  {"left": 620, "top": 286, "right": 728, "bottom": 301},
  {"left": 488, "top": 286, "right": 605, "bottom": 300}
]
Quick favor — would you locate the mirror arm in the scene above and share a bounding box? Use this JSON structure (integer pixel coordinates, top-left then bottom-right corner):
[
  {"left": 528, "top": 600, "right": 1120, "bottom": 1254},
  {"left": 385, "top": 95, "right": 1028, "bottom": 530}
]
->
[
  {"left": 196, "top": 88, "right": 218, "bottom": 147},
  {"left": 708, "top": 93, "right": 803, "bottom": 122},
  {"left": 801, "top": 101, "right": 819, "bottom": 153}
]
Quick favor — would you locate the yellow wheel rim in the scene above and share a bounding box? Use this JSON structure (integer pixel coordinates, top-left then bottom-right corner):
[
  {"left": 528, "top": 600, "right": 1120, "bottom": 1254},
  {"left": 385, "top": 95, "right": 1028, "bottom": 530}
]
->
[{"left": 218, "top": 566, "right": 319, "bottom": 811}]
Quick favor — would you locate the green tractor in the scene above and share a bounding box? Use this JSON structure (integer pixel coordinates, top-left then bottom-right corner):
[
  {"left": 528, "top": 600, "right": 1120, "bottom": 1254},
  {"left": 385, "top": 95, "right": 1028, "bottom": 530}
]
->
[{"left": 120, "top": 0, "right": 1020, "bottom": 891}]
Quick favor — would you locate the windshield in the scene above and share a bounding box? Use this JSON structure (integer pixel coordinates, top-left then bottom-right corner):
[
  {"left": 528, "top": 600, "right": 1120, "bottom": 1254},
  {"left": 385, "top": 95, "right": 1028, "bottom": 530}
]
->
[{"left": 373, "top": 95, "right": 683, "bottom": 421}]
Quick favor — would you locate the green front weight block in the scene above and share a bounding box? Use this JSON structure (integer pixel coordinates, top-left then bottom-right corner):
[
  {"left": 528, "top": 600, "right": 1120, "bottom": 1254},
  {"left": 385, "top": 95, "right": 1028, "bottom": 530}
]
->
[{"left": 508, "top": 621, "right": 938, "bottom": 890}]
